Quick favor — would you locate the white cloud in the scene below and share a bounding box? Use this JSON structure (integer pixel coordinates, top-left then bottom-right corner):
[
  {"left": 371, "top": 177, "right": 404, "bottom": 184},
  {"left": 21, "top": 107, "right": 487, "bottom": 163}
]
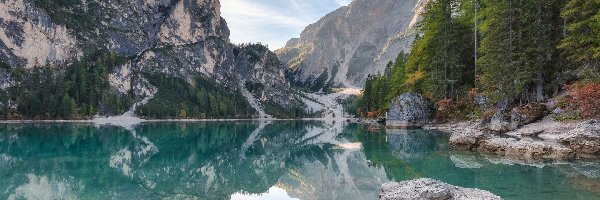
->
[
  {"left": 334, "top": 0, "right": 353, "bottom": 6},
  {"left": 221, "top": 0, "right": 345, "bottom": 50},
  {"left": 221, "top": 0, "right": 309, "bottom": 29}
]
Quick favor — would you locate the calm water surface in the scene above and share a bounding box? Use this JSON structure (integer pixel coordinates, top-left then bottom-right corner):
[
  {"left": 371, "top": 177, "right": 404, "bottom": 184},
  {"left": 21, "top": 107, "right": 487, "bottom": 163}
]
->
[{"left": 0, "top": 121, "right": 599, "bottom": 200}]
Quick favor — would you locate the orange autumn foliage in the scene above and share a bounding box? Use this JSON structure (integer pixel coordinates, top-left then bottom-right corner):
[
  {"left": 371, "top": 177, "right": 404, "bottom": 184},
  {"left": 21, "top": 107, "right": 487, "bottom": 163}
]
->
[
  {"left": 566, "top": 83, "right": 600, "bottom": 119},
  {"left": 435, "top": 98, "right": 453, "bottom": 120},
  {"left": 434, "top": 89, "right": 480, "bottom": 122},
  {"left": 367, "top": 111, "right": 380, "bottom": 118}
]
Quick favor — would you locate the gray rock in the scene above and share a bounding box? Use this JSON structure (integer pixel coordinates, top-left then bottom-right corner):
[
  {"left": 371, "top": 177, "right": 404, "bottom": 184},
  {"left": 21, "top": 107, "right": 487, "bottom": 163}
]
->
[
  {"left": 552, "top": 107, "right": 564, "bottom": 115},
  {"left": 449, "top": 119, "right": 600, "bottom": 161},
  {"left": 450, "top": 127, "right": 575, "bottom": 161},
  {"left": 509, "top": 103, "right": 546, "bottom": 130},
  {"left": 484, "top": 102, "right": 547, "bottom": 133},
  {"left": 477, "top": 138, "right": 574, "bottom": 160},
  {"left": 557, "top": 120, "right": 600, "bottom": 158},
  {"left": 489, "top": 102, "right": 510, "bottom": 132},
  {"left": 475, "top": 94, "right": 488, "bottom": 109},
  {"left": 386, "top": 93, "right": 431, "bottom": 128},
  {"left": 520, "top": 129, "right": 544, "bottom": 137},
  {"left": 449, "top": 128, "right": 486, "bottom": 151},
  {"left": 380, "top": 178, "right": 502, "bottom": 200}
]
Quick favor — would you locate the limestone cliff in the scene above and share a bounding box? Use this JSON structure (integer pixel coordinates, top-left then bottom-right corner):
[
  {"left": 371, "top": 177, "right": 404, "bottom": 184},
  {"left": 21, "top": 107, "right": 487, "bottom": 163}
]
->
[
  {"left": 276, "top": 0, "right": 428, "bottom": 89},
  {"left": 0, "top": 0, "right": 305, "bottom": 118}
]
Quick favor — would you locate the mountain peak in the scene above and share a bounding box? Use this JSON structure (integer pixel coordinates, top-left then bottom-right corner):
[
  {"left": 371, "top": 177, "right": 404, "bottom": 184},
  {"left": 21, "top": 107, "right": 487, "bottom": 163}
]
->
[{"left": 276, "top": 0, "right": 428, "bottom": 89}]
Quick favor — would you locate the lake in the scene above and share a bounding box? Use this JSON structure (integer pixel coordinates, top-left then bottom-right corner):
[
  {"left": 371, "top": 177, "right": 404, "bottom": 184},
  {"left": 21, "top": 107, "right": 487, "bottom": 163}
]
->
[{"left": 0, "top": 121, "right": 599, "bottom": 200}]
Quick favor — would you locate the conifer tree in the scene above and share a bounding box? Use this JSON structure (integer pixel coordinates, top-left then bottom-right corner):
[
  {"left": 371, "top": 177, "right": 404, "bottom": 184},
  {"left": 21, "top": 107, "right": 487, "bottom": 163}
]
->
[
  {"left": 479, "top": 0, "right": 565, "bottom": 103},
  {"left": 559, "top": 0, "right": 600, "bottom": 67},
  {"left": 478, "top": 0, "right": 521, "bottom": 102},
  {"left": 406, "top": 0, "right": 474, "bottom": 100}
]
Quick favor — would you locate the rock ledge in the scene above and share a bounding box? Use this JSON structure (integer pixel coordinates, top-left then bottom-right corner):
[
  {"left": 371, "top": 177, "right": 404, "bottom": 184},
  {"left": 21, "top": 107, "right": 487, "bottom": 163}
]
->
[{"left": 436, "top": 118, "right": 600, "bottom": 160}]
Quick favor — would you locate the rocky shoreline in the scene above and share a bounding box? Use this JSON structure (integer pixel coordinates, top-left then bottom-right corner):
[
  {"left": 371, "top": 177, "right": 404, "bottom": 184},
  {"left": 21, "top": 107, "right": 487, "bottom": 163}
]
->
[
  {"left": 380, "top": 178, "right": 502, "bottom": 200},
  {"left": 424, "top": 118, "right": 600, "bottom": 161}
]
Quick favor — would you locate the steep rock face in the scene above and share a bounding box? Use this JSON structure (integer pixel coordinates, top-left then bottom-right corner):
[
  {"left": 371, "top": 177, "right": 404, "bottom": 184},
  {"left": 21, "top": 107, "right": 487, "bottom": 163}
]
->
[
  {"left": 275, "top": 0, "right": 428, "bottom": 89},
  {"left": 0, "top": 0, "right": 303, "bottom": 118},
  {"left": 0, "top": 0, "right": 78, "bottom": 68},
  {"left": 233, "top": 45, "right": 298, "bottom": 111},
  {"left": 158, "top": 0, "right": 226, "bottom": 46}
]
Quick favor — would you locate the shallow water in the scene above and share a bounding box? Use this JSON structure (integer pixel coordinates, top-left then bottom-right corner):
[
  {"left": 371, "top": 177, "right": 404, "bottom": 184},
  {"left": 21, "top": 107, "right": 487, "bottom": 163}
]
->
[{"left": 0, "top": 121, "right": 598, "bottom": 200}]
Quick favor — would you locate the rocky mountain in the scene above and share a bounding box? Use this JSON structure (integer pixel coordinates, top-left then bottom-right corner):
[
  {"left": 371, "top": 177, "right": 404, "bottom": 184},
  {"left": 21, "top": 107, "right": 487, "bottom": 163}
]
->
[
  {"left": 276, "top": 0, "right": 428, "bottom": 89},
  {"left": 0, "top": 0, "right": 306, "bottom": 119}
]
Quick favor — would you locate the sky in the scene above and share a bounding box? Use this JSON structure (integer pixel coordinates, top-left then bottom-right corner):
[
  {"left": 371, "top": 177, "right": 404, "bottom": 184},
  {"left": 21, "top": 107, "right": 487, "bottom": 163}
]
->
[{"left": 221, "top": 0, "right": 353, "bottom": 50}]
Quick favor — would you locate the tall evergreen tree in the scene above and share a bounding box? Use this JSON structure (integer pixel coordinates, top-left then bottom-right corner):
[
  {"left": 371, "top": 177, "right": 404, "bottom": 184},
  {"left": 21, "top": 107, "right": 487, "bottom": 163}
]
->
[
  {"left": 559, "top": 0, "right": 600, "bottom": 68},
  {"left": 406, "top": 0, "right": 475, "bottom": 100},
  {"left": 478, "top": 0, "right": 523, "bottom": 102},
  {"left": 388, "top": 52, "right": 409, "bottom": 101},
  {"left": 479, "top": 0, "right": 565, "bottom": 103}
]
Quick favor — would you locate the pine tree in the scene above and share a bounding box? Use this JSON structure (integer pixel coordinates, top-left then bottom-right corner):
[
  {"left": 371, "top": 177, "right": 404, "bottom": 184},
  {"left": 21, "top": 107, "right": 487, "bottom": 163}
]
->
[
  {"left": 559, "top": 0, "right": 600, "bottom": 67},
  {"left": 388, "top": 52, "right": 408, "bottom": 101},
  {"left": 479, "top": 0, "right": 565, "bottom": 103},
  {"left": 405, "top": 0, "right": 475, "bottom": 100},
  {"left": 478, "top": 0, "right": 522, "bottom": 102},
  {"left": 60, "top": 93, "right": 77, "bottom": 119},
  {"left": 363, "top": 75, "right": 373, "bottom": 113}
]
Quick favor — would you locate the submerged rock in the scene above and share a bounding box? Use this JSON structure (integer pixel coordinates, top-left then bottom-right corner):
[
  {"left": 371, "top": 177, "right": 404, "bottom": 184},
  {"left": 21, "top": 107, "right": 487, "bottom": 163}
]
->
[
  {"left": 386, "top": 93, "right": 431, "bottom": 128},
  {"left": 449, "top": 128, "right": 487, "bottom": 151},
  {"left": 380, "top": 178, "right": 502, "bottom": 200},
  {"left": 449, "top": 154, "right": 484, "bottom": 169}
]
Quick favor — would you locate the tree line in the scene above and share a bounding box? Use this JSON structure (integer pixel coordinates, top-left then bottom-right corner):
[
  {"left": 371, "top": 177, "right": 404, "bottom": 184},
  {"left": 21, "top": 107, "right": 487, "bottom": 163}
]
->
[
  {"left": 358, "top": 0, "right": 599, "bottom": 118},
  {"left": 135, "top": 74, "right": 256, "bottom": 119},
  {"left": 0, "top": 50, "right": 133, "bottom": 119}
]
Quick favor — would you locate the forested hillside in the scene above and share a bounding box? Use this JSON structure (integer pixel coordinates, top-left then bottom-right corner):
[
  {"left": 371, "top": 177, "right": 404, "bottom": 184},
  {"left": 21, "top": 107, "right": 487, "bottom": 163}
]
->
[
  {"left": 358, "top": 0, "right": 599, "bottom": 120},
  {"left": 0, "top": 0, "right": 310, "bottom": 120},
  {"left": 0, "top": 50, "right": 134, "bottom": 120}
]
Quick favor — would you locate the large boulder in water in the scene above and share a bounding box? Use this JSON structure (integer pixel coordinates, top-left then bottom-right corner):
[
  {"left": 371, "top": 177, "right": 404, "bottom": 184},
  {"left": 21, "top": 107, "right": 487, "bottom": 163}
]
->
[
  {"left": 386, "top": 93, "right": 431, "bottom": 128},
  {"left": 380, "top": 178, "right": 502, "bottom": 200}
]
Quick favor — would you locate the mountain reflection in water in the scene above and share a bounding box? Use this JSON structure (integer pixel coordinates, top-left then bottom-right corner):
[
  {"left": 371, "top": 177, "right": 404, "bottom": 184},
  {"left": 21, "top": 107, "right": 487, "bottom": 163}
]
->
[{"left": 0, "top": 121, "right": 599, "bottom": 200}]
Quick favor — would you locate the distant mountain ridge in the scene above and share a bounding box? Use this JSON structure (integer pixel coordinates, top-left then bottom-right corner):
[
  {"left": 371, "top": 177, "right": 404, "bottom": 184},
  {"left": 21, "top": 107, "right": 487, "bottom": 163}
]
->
[{"left": 276, "top": 0, "right": 428, "bottom": 90}]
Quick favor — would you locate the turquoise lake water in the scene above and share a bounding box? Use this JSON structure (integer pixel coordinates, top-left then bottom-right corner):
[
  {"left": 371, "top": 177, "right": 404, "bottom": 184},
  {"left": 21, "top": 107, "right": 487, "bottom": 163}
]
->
[{"left": 0, "top": 121, "right": 599, "bottom": 200}]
